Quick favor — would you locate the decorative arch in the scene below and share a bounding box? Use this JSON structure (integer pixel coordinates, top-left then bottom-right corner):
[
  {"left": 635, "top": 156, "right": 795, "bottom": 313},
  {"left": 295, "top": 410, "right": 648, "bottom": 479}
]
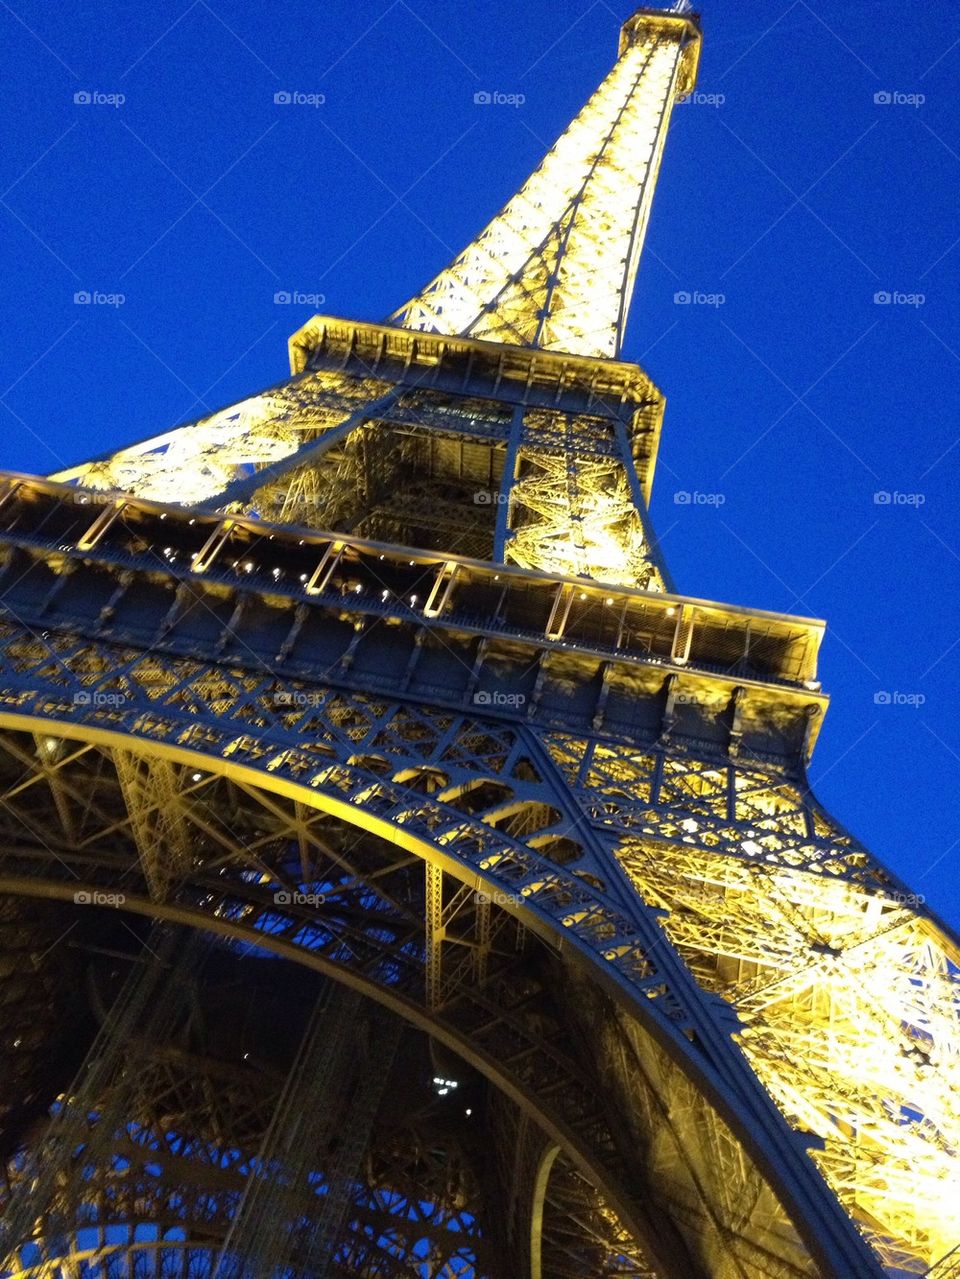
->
[{"left": 0, "top": 685, "right": 860, "bottom": 1277}]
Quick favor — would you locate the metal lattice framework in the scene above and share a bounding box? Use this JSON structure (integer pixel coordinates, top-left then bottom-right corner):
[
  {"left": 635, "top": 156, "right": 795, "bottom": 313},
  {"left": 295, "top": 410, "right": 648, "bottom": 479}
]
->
[
  {"left": 0, "top": 4, "right": 958, "bottom": 1278},
  {"left": 0, "top": 926, "right": 491, "bottom": 1279},
  {"left": 50, "top": 322, "right": 670, "bottom": 588},
  {"left": 392, "top": 10, "right": 700, "bottom": 358}
]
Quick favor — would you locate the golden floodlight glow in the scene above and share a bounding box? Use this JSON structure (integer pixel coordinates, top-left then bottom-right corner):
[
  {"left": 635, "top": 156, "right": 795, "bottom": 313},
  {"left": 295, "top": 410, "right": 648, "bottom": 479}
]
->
[
  {"left": 9, "top": 6, "right": 957, "bottom": 1275},
  {"left": 393, "top": 12, "right": 700, "bottom": 359}
]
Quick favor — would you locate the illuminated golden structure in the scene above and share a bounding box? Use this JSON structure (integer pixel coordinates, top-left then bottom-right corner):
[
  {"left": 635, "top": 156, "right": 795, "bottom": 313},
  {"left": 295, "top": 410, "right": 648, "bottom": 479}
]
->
[{"left": 0, "top": 6, "right": 956, "bottom": 1278}]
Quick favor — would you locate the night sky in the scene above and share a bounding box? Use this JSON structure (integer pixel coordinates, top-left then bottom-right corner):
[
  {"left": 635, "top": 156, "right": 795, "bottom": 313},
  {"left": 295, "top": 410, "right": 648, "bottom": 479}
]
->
[{"left": 1, "top": 1, "right": 958, "bottom": 924}]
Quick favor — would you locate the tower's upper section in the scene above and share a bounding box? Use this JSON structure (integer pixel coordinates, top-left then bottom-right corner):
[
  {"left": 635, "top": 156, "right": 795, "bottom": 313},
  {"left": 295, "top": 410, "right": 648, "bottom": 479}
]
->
[
  {"left": 391, "top": 8, "right": 700, "bottom": 360},
  {"left": 50, "top": 6, "right": 702, "bottom": 592}
]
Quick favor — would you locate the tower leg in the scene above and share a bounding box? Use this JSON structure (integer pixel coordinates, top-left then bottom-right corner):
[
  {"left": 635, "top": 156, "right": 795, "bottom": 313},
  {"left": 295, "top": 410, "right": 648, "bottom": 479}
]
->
[
  {"left": 0, "top": 925, "right": 206, "bottom": 1270},
  {"left": 213, "top": 982, "right": 402, "bottom": 1278}
]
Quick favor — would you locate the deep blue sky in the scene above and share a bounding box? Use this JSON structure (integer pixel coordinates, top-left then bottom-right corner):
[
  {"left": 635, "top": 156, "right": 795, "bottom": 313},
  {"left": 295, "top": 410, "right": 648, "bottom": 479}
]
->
[{"left": 1, "top": 1, "right": 958, "bottom": 924}]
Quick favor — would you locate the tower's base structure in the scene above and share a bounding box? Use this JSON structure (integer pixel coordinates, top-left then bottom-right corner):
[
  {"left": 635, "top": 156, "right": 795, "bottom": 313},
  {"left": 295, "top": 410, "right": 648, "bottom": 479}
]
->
[{"left": 0, "top": 8, "right": 957, "bottom": 1279}]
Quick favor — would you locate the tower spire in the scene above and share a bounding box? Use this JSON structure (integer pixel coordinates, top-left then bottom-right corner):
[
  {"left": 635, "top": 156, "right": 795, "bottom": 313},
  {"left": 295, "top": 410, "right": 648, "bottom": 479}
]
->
[{"left": 392, "top": 8, "right": 700, "bottom": 359}]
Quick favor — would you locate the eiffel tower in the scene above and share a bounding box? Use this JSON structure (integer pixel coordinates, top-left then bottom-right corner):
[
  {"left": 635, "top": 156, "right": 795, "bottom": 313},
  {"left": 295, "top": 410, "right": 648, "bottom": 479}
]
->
[{"left": 0, "top": 6, "right": 957, "bottom": 1278}]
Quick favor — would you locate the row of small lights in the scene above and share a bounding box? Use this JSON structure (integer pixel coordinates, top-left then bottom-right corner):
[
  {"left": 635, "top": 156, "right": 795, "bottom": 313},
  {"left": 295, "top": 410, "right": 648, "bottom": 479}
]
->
[
  {"left": 64, "top": 521, "right": 808, "bottom": 685},
  {"left": 83, "top": 509, "right": 684, "bottom": 625},
  {"left": 151, "top": 517, "right": 673, "bottom": 608},
  {"left": 66, "top": 515, "right": 715, "bottom": 675}
]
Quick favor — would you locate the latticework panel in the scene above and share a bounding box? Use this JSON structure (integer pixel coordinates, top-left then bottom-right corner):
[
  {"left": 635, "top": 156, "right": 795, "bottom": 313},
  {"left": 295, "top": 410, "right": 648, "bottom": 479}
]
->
[
  {"left": 507, "top": 445, "right": 662, "bottom": 588},
  {"left": 538, "top": 1152, "right": 660, "bottom": 1279},
  {"left": 0, "top": 617, "right": 882, "bottom": 1276},
  {"left": 542, "top": 731, "right": 960, "bottom": 1273},
  {"left": 52, "top": 371, "right": 392, "bottom": 509},
  {"left": 393, "top": 13, "right": 698, "bottom": 359},
  {"left": 619, "top": 838, "right": 960, "bottom": 1273},
  {"left": 46, "top": 372, "right": 664, "bottom": 585}
]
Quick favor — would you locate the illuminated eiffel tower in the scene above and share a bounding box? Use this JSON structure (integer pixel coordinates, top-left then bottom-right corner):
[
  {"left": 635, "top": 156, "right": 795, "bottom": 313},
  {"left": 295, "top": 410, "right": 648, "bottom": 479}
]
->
[{"left": 0, "top": 6, "right": 957, "bottom": 1278}]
